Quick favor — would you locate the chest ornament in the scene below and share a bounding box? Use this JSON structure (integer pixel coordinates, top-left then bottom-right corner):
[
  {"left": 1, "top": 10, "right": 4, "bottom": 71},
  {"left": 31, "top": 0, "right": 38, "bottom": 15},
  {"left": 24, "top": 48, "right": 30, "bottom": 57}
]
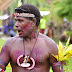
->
[
  {"left": 17, "top": 32, "right": 39, "bottom": 70},
  {"left": 17, "top": 55, "right": 35, "bottom": 70}
]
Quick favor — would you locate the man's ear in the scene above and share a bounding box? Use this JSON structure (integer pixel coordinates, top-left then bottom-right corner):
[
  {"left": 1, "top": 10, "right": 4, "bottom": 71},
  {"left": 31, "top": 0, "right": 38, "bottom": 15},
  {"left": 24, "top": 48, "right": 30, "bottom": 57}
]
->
[
  {"left": 31, "top": 18, "right": 36, "bottom": 26},
  {"left": 33, "top": 18, "right": 36, "bottom": 24}
]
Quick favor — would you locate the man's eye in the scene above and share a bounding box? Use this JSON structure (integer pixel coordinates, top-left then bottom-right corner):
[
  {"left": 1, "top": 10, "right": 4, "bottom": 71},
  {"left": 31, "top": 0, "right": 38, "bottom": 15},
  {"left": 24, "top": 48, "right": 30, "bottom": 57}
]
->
[
  {"left": 15, "top": 19, "right": 23, "bottom": 22},
  {"left": 19, "top": 19, "right": 23, "bottom": 22}
]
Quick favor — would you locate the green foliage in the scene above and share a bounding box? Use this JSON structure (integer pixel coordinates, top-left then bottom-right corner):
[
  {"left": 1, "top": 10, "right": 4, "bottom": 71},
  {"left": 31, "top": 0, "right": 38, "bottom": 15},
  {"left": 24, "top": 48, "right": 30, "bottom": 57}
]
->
[
  {"left": 0, "top": 39, "right": 5, "bottom": 47},
  {"left": 39, "top": 7, "right": 49, "bottom": 11},
  {"left": 9, "top": 0, "right": 18, "bottom": 14},
  {"left": 52, "top": 0, "right": 72, "bottom": 21},
  {"left": 5, "top": 67, "right": 12, "bottom": 72},
  {"left": 23, "top": 0, "right": 49, "bottom": 11},
  {"left": 66, "top": 31, "right": 72, "bottom": 37},
  {"left": 26, "top": 0, "right": 46, "bottom": 6},
  {"left": 63, "top": 57, "right": 72, "bottom": 72}
]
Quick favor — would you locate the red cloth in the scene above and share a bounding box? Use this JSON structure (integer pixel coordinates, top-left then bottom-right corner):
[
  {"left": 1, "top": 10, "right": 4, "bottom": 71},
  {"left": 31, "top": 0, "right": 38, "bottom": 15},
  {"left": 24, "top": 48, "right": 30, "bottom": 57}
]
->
[{"left": 40, "top": 29, "right": 45, "bottom": 34}]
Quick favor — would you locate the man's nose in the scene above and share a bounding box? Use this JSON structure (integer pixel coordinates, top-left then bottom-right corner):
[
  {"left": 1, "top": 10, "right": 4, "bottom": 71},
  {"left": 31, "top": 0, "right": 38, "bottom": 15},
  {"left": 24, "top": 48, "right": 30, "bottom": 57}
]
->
[{"left": 15, "top": 21, "right": 19, "bottom": 28}]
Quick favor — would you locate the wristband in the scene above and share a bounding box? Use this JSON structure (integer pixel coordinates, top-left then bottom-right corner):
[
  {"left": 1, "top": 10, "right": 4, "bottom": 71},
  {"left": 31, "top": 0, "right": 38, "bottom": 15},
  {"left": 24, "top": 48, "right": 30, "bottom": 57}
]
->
[
  {"left": 52, "top": 62, "right": 62, "bottom": 66},
  {"left": 0, "top": 68, "right": 4, "bottom": 72}
]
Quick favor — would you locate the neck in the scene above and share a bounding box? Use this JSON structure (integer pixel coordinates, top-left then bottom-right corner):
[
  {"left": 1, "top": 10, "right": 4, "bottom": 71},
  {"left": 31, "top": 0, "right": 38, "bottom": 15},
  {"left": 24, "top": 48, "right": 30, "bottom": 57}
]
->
[
  {"left": 31, "top": 31, "right": 39, "bottom": 39},
  {"left": 23, "top": 30, "right": 39, "bottom": 41}
]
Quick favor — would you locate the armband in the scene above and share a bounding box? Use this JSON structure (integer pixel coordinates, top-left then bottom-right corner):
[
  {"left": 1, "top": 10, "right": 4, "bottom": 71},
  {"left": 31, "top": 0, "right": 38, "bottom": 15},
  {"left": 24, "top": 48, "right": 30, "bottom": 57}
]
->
[
  {"left": 0, "top": 60, "right": 7, "bottom": 66},
  {"left": 0, "top": 68, "right": 4, "bottom": 72},
  {"left": 52, "top": 62, "right": 62, "bottom": 67},
  {"left": 0, "top": 60, "right": 7, "bottom": 70}
]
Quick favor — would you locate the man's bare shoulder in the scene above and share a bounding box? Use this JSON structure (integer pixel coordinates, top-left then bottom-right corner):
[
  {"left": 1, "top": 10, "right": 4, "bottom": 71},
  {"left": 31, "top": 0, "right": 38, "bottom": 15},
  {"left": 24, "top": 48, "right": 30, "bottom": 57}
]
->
[
  {"left": 3, "top": 35, "right": 21, "bottom": 46},
  {"left": 39, "top": 33, "right": 58, "bottom": 55},
  {"left": 39, "top": 33, "right": 56, "bottom": 44}
]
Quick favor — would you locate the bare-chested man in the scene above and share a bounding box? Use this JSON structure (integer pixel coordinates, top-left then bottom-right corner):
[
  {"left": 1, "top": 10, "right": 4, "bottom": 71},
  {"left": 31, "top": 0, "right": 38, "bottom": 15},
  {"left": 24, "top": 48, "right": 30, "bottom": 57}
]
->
[{"left": 0, "top": 4, "right": 64, "bottom": 72}]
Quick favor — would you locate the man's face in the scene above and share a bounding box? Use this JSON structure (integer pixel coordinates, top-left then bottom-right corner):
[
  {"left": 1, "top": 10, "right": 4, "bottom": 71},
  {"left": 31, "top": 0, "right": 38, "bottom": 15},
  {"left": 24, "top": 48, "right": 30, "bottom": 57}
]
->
[{"left": 15, "top": 16, "right": 35, "bottom": 37}]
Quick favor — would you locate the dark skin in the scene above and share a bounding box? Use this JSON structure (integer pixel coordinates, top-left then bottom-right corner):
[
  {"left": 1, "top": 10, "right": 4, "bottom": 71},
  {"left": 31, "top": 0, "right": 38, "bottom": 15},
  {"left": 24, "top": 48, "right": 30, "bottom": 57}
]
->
[{"left": 0, "top": 16, "right": 64, "bottom": 72}]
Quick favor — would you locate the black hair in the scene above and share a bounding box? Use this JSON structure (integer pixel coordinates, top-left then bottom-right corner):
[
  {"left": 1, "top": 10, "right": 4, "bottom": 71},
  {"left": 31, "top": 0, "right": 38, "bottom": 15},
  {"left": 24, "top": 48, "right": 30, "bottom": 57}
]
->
[{"left": 15, "top": 4, "right": 41, "bottom": 27}]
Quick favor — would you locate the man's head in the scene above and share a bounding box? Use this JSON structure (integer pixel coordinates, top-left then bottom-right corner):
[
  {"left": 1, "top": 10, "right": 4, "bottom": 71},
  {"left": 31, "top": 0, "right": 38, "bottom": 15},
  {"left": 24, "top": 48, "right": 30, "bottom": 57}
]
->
[
  {"left": 14, "top": 4, "right": 40, "bottom": 38},
  {"left": 15, "top": 4, "right": 41, "bottom": 27}
]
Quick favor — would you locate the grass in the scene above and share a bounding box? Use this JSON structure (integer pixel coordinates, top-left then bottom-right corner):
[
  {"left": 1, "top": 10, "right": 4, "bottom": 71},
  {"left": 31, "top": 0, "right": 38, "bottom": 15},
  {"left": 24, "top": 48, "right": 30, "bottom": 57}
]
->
[
  {"left": 0, "top": 39, "right": 72, "bottom": 72},
  {"left": 0, "top": 39, "right": 6, "bottom": 47}
]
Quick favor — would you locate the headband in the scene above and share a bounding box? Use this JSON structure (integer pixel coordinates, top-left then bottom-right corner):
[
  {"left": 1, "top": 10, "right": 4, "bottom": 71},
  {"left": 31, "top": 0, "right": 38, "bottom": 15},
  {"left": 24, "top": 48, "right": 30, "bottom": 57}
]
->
[
  {"left": 9, "top": 13, "right": 35, "bottom": 18},
  {"left": 15, "top": 8, "right": 35, "bottom": 18},
  {"left": 16, "top": 13, "right": 35, "bottom": 18}
]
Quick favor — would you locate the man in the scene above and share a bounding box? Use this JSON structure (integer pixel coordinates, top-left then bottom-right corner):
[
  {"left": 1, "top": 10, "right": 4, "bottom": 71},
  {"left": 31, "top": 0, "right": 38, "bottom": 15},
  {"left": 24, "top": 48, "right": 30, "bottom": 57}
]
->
[
  {"left": 47, "top": 21, "right": 54, "bottom": 38},
  {"left": 0, "top": 4, "right": 64, "bottom": 72},
  {"left": 40, "top": 18, "right": 46, "bottom": 34}
]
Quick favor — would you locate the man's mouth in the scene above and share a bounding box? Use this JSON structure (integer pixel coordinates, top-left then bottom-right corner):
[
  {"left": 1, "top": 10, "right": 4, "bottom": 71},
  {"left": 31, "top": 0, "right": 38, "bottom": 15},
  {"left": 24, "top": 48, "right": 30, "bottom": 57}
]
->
[
  {"left": 18, "top": 30, "right": 23, "bottom": 35},
  {"left": 18, "top": 30, "right": 22, "bottom": 32}
]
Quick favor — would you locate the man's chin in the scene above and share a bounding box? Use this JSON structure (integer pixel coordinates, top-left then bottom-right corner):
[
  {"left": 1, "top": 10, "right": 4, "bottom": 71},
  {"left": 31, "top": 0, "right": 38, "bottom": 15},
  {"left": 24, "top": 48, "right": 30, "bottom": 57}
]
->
[
  {"left": 19, "top": 35, "right": 24, "bottom": 37},
  {"left": 19, "top": 34, "right": 26, "bottom": 38}
]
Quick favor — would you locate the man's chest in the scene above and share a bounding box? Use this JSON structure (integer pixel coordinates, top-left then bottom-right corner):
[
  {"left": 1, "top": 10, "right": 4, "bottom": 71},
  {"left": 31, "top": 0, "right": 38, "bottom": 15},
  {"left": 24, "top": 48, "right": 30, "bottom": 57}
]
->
[{"left": 9, "top": 44, "right": 50, "bottom": 65}]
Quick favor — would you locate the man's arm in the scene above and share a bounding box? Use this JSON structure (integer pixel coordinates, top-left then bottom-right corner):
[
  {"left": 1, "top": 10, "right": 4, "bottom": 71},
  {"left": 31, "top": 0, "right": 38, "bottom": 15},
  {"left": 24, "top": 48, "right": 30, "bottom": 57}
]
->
[
  {"left": 0, "top": 39, "right": 10, "bottom": 71},
  {"left": 48, "top": 39, "right": 64, "bottom": 72},
  {"left": 52, "top": 62, "right": 64, "bottom": 72}
]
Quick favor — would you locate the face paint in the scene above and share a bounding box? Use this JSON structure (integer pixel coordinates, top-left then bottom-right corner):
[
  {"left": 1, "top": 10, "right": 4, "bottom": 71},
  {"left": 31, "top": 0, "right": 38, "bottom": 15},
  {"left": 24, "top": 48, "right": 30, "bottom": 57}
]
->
[
  {"left": 19, "top": 20, "right": 34, "bottom": 37},
  {"left": 21, "top": 22, "right": 31, "bottom": 29},
  {"left": 15, "top": 16, "right": 35, "bottom": 38}
]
